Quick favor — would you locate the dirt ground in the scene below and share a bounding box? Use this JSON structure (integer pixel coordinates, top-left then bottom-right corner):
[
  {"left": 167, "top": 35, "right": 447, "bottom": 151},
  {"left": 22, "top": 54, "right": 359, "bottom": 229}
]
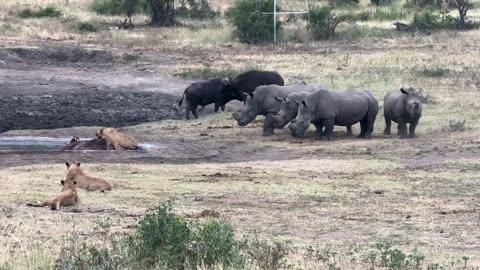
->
[{"left": 1, "top": 40, "right": 480, "bottom": 269}]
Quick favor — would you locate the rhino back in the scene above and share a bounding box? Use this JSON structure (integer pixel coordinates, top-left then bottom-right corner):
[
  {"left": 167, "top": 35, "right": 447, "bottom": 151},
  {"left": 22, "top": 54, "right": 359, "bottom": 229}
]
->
[{"left": 331, "top": 90, "right": 370, "bottom": 125}]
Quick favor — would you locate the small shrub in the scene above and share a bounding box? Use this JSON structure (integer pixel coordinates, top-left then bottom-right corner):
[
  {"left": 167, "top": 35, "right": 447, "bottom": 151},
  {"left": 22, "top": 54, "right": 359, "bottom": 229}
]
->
[
  {"left": 177, "top": 0, "right": 217, "bottom": 19},
  {"left": 307, "top": 6, "right": 344, "bottom": 40},
  {"left": 417, "top": 67, "right": 450, "bottom": 77},
  {"left": 413, "top": 11, "right": 457, "bottom": 30},
  {"left": 17, "top": 5, "right": 62, "bottom": 18},
  {"left": 404, "top": 0, "right": 443, "bottom": 9},
  {"left": 227, "top": 0, "right": 281, "bottom": 43},
  {"left": 55, "top": 237, "right": 120, "bottom": 270},
  {"left": 344, "top": 8, "right": 410, "bottom": 22},
  {"left": 246, "top": 235, "right": 288, "bottom": 270},
  {"left": 445, "top": 120, "right": 467, "bottom": 132},
  {"left": 329, "top": 0, "right": 359, "bottom": 7},
  {"left": 91, "top": 0, "right": 147, "bottom": 17},
  {"left": 370, "top": 0, "right": 393, "bottom": 6},
  {"left": 77, "top": 22, "right": 100, "bottom": 32}
]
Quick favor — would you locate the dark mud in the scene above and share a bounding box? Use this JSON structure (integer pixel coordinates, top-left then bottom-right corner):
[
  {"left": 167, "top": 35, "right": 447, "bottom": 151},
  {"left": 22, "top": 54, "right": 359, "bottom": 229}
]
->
[{"left": 0, "top": 45, "right": 218, "bottom": 132}]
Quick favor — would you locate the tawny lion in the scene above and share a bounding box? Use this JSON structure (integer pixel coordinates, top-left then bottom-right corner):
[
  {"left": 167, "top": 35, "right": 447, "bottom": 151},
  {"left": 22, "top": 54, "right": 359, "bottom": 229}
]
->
[
  {"left": 65, "top": 161, "right": 113, "bottom": 192},
  {"left": 27, "top": 179, "right": 79, "bottom": 210},
  {"left": 95, "top": 127, "right": 140, "bottom": 150}
]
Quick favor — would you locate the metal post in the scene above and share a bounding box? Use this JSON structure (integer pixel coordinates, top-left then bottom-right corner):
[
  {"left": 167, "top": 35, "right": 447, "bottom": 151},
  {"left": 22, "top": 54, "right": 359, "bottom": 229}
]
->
[{"left": 273, "top": 0, "right": 277, "bottom": 43}]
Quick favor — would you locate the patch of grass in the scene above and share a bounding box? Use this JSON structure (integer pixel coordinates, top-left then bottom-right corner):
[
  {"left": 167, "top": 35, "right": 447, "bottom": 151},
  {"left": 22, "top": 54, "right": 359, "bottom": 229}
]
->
[
  {"left": 17, "top": 5, "right": 62, "bottom": 18},
  {"left": 344, "top": 8, "right": 410, "bottom": 22},
  {"left": 416, "top": 67, "right": 451, "bottom": 77},
  {"left": 444, "top": 120, "right": 467, "bottom": 132},
  {"left": 175, "top": 64, "right": 260, "bottom": 79},
  {"left": 245, "top": 235, "right": 288, "bottom": 270},
  {"left": 77, "top": 22, "right": 100, "bottom": 33}
]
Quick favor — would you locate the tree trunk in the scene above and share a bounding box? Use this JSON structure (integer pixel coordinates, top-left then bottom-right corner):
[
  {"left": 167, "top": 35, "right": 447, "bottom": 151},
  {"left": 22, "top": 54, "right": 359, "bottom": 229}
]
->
[{"left": 149, "top": 0, "right": 175, "bottom": 26}]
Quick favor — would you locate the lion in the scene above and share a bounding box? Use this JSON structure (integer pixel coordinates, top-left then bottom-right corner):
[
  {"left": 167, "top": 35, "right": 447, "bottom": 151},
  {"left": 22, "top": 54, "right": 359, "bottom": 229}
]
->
[
  {"left": 27, "top": 179, "right": 79, "bottom": 210},
  {"left": 65, "top": 161, "right": 113, "bottom": 192},
  {"left": 95, "top": 127, "right": 140, "bottom": 150}
]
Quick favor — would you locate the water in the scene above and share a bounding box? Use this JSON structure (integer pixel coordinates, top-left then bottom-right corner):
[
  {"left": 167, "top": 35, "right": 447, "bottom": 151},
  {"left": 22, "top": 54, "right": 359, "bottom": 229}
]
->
[
  {"left": 0, "top": 136, "right": 157, "bottom": 152},
  {"left": 0, "top": 136, "right": 69, "bottom": 152}
]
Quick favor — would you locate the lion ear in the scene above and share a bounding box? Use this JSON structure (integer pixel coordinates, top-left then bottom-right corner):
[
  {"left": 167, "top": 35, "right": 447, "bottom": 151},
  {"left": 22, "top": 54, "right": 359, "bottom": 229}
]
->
[{"left": 76, "top": 162, "right": 81, "bottom": 167}]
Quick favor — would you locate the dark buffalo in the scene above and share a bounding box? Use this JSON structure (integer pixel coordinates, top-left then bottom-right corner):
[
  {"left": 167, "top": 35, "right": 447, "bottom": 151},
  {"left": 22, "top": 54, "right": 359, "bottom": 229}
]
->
[
  {"left": 178, "top": 79, "right": 245, "bottom": 120},
  {"left": 221, "top": 70, "right": 285, "bottom": 97}
]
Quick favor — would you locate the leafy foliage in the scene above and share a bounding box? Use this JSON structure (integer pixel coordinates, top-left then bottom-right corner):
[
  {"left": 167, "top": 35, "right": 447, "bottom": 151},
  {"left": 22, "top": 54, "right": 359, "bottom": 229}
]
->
[
  {"left": 227, "top": 0, "right": 281, "bottom": 43},
  {"left": 177, "top": 0, "right": 217, "bottom": 19},
  {"left": 307, "top": 6, "right": 344, "bottom": 40},
  {"left": 17, "top": 5, "right": 62, "bottom": 18}
]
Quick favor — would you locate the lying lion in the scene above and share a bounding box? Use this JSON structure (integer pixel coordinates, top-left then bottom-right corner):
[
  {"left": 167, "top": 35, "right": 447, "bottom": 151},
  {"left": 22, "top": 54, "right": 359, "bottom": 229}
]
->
[
  {"left": 95, "top": 127, "right": 140, "bottom": 150},
  {"left": 27, "top": 179, "right": 79, "bottom": 210},
  {"left": 65, "top": 161, "right": 113, "bottom": 192}
]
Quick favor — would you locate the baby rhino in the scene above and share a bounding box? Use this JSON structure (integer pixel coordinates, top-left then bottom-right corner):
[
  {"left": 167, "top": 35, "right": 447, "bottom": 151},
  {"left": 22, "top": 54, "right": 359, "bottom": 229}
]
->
[{"left": 383, "top": 87, "right": 423, "bottom": 139}]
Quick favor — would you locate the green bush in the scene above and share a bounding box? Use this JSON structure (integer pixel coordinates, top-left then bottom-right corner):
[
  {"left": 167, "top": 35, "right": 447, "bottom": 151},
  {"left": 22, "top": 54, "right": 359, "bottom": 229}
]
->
[
  {"left": 370, "top": 0, "right": 393, "bottom": 5},
  {"left": 77, "top": 22, "right": 100, "bottom": 32},
  {"left": 329, "top": 0, "right": 359, "bottom": 7},
  {"left": 344, "top": 8, "right": 410, "bottom": 22},
  {"left": 177, "top": 0, "right": 218, "bottom": 19},
  {"left": 404, "top": 0, "right": 443, "bottom": 9},
  {"left": 227, "top": 0, "right": 281, "bottom": 43},
  {"left": 91, "top": 0, "right": 147, "bottom": 17},
  {"left": 307, "top": 6, "right": 343, "bottom": 40},
  {"left": 125, "top": 200, "right": 244, "bottom": 269},
  {"left": 413, "top": 11, "right": 456, "bottom": 30},
  {"left": 17, "top": 5, "right": 62, "bottom": 18},
  {"left": 55, "top": 237, "right": 120, "bottom": 270}
]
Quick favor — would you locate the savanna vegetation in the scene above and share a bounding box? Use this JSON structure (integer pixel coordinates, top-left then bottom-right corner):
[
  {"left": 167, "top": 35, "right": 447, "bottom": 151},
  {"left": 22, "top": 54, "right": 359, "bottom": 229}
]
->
[{"left": 0, "top": 0, "right": 480, "bottom": 269}]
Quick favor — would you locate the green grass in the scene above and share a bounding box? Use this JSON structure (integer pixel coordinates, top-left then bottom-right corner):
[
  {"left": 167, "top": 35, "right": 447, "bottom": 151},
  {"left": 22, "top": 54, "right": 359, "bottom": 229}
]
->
[{"left": 17, "top": 5, "right": 62, "bottom": 18}]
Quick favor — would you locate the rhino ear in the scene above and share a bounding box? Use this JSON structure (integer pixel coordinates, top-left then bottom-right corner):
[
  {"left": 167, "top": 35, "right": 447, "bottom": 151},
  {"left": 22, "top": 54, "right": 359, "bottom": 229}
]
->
[
  {"left": 274, "top": 96, "right": 284, "bottom": 102},
  {"left": 301, "top": 100, "right": 307, "bottom": 107},
  {"left": 400, "top": 88, "right": 408, "bottom": 95}
]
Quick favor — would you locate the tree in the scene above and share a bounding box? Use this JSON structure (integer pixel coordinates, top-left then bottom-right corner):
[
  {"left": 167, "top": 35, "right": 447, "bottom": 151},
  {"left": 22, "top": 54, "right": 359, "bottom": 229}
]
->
[
  {"left": 454, "top": 0, "right": 472, "bottom": 30},
  {"left": 148, "top": 0, "right": 175, "bottom": 26}
]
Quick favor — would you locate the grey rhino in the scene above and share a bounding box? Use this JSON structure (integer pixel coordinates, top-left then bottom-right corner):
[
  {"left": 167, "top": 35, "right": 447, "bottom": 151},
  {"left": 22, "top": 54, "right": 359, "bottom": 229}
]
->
[
  {"left": 232, "top": 84, "right": 321, "bottom": 136},
  {"left": 272, "top": 90, "right": 354, "bottom": 135},
  {"left": 288, "top": 89, "right": 379, "bottom": 140},
  {"left": 383, "top": 87, "right": 423, "bottom": 139}
]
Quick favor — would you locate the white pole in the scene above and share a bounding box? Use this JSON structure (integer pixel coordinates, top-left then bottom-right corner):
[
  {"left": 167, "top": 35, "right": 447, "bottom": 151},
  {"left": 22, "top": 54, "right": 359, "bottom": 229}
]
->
[{"left": 273, "top": 0, "right": 277, "bottom": 43}]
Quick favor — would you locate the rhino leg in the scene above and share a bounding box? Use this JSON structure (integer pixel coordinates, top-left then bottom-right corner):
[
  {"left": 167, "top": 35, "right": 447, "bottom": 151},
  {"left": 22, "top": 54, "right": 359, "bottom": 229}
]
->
[
  {"left": 214, "top": 104, "right": 220, "bottom": 113},
  {"left": 408, "top": 119, "right": 419, "bottom": 139},
  {"left": 357, "top": 120, "right": 367, "bottom": 138},
  {"left": 221, "top": 105, "right": 225, "bottom": 111},
  {"left": 262, "top": 113, "right": 275, "bottom": 136},
  {"left": 314, "top": 122, "right": 324, "bottom": 140},
  {"left": 397, "top": 119, "right": 408, "bottom": 139},
  {"left": 346, "top": 125, "right": 353, "bottom": 136},
  {"left": 384, "top": 114, "right": 391, "bottom": 135},
  {"left": 321, "top": 118, "right": 335, "bottom": 141}
]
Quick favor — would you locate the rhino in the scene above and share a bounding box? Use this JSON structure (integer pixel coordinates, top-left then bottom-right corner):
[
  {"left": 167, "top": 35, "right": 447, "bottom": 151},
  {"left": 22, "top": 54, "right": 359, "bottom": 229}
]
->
[
  {"left": 232, "top": 84, "right": 321, "bottom": 136},
  {"left": 288, "top": 89, "right": 379, "bottom": 140},
  {"left": 273, "top": 91, "right": 354, "bottom": 135},
  {"left": 383, "top": 87, "right": 423, "bottom": 139},
  {"left": 221, "top": 70, "right": 285, "bottom": 96}
]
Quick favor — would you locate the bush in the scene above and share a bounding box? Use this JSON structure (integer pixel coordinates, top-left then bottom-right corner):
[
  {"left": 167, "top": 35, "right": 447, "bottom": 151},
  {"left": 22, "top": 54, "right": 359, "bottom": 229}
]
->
[
  {"left": 344, "top": 8, "right": 410, "bottom": 22},
  {"left": 246, "top": 236, "right": 288, "bottom": 270},
  {"left": 370, "top": 0, "right": 393, "bottom": 6},
  {"left": 17, "top": 5, "right": 62, "bottom": 18},
  {"left": 417, "top": 67, "right": 450, "bottom": 77},
  {"left": 91, "top": 0, "right": 147, "bottom": 17},
  {"left": 413, "top": 11, "right": 456, "bottom": 30},
  {"left": 55, "top": 238, "right": 120, "bottom": 270},
  {"left": 227, "top": 0, "right": 281, "bottom": 44},
  {"left": 307, "top": 6, "right": 344, "bottom": 40},
  {"left": 329, "top": 0, "right": 359, "bottom": 7},
  {"left": 125, "top": 200, "right": 244, "bottom": 269},
  {"left": 404, "top": 0, "right": 443, "bottom": 9},
  {"left": 77, "top": 22, "right": 100, "bottom": 32},
  {"left": 177, "top": 0, "right": 217, "bottom": 19}
]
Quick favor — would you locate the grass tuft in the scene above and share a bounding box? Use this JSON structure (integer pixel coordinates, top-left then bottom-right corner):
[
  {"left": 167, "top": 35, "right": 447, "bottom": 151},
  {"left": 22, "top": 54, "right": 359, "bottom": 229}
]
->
[{"left": 17, "top": 5, "right": 62, "bottom": 18}]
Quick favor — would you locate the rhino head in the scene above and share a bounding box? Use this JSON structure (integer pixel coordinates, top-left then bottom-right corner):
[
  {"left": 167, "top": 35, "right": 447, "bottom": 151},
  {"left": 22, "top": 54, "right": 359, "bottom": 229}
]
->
[
  {"left": 233, "top": 93, "right": 257, "bottom": 126},
  {"left": 273, "top": 96, "right": 299, "bottom": 129},
  {"left": 401, "top": 87, "right": 423, "bottom": 119},
  {"left": 287, "top": 100, "right": 312, "bottom": 138}
]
